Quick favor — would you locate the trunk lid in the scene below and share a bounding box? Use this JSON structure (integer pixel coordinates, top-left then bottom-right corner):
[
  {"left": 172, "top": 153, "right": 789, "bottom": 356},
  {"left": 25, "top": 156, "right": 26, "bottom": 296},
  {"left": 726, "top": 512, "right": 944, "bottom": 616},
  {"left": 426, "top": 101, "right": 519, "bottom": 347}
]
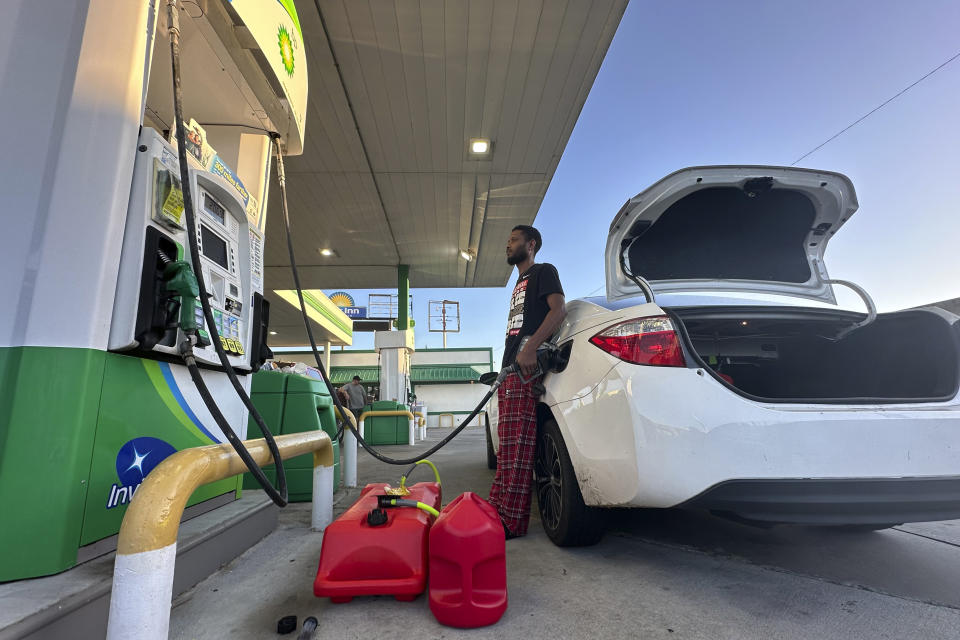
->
[{"left": 605, "top": 166, "right": 859, "bottom": 304}]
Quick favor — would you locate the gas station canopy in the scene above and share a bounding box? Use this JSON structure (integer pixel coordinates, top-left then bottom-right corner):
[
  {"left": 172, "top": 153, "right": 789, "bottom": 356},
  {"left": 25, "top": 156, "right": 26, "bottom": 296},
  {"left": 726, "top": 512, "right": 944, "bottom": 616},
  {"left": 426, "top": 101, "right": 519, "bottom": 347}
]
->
[{"left": 266, "top": 0, "right": 628, "bottom": 342}]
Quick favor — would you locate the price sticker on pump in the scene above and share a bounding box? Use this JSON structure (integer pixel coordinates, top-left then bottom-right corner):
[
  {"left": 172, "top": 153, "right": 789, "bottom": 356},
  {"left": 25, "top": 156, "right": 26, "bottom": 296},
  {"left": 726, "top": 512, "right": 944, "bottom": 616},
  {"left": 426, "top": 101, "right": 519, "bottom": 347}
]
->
[
  {"left": 153, "top": 160, "right": 185, "bottom": 228},
  {"left": 161, "top": 186, "right": 184, "bottom": 226}
]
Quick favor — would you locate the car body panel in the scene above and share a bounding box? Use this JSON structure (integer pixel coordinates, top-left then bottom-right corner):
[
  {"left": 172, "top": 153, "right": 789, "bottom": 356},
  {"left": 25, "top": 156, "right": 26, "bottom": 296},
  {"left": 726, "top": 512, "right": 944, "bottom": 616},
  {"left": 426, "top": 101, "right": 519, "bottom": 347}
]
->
[
  {"left": 488, "top": 303, "right": 626, "bottom": 457},
  {"left": 487, "top": 298, "right": 632, "bottom": 456}
]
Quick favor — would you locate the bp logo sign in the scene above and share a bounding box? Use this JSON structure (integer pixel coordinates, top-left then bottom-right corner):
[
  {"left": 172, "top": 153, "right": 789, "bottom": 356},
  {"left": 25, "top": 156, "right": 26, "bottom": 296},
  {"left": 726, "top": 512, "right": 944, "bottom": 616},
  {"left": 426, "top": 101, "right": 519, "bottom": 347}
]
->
[
  {"left": 278, "top": 24, "right": 295, "bottom": 76},
  {"left": 106, "top": 437, "right": 177, "bottom": 509}
]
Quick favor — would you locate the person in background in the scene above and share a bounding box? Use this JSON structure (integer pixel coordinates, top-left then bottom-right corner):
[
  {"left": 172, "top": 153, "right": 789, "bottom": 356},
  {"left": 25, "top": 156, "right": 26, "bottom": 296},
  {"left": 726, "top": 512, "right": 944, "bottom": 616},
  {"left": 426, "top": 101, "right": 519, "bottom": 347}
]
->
[
  {"left": 489, "top": 224, "right": 566, "bottom": 539},
  {"left": 338, "top": 375, "right": 368, "bottom": 423}
]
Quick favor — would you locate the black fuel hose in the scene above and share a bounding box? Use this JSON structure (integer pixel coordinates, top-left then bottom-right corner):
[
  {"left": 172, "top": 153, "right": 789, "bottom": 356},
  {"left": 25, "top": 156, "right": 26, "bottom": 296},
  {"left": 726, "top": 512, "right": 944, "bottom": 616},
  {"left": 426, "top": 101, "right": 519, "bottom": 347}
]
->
[
  {"left": 270, "top": 135, "right": 498, "bottom": 465},
  {"left": 270, "top": 135, "right": 353, "bottom": 445},
  {"left": 351, "top": 387, "right": 494, "bottom": 466},
  {"left": 166, "top": 0, "right": 288, "bottom": 506}
]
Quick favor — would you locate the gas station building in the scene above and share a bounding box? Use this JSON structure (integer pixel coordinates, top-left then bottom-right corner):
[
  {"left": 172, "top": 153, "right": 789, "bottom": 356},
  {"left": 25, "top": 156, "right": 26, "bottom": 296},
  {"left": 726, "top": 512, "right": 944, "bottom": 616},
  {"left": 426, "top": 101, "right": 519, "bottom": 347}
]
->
[{"left": 276, "top": 346, "right": 495, "bottom": 428}]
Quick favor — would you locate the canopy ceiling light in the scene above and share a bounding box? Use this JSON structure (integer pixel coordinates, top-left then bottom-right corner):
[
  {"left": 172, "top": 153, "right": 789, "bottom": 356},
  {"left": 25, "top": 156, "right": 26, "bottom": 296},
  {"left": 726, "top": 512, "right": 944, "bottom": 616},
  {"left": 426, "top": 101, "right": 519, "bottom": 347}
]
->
[
  {"left": 468, "top": 137, "right": 491, "bottom": 156},
  {"left": 459, "top": 249, "right": 475, "bottom": 262},
  {"left": 319, "top": 248, "right": 338, "bottom": 257}
]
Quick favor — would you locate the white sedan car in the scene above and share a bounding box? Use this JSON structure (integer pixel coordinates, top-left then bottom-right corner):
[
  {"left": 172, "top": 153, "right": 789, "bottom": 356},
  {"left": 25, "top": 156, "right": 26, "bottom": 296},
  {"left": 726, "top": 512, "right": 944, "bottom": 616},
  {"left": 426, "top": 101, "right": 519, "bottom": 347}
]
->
[{"left": 485, "top": 166, "right": 960, "bottom": 546}]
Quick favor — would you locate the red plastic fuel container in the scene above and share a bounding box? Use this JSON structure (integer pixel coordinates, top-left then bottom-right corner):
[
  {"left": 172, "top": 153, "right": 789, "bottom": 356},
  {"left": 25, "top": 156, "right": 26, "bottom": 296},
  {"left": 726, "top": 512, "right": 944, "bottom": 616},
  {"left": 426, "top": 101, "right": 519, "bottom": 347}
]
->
[
  {"left": 428, "top": 492, "right": 507, "bottom": 627},
  {"left": 313, "top": 482, "right": 441, "bottom": 603}
]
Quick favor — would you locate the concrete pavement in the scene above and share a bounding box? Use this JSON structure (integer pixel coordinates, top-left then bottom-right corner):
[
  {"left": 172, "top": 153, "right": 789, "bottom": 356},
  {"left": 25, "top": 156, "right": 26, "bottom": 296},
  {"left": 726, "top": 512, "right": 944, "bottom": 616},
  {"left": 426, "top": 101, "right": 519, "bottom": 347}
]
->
[{"left": 169, "top": 426, "right": 960, "bottom": 639}]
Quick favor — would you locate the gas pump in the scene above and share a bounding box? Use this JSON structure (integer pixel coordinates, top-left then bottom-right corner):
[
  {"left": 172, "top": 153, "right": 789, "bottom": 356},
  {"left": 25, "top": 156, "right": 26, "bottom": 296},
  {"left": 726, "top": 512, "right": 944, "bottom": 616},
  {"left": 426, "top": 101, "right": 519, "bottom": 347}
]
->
[
  {"left": 0, "top": 0, "right": 306, "bottom": 581},
  {"left": 110, "top": 127, "right": 262, "bottom": 368}
]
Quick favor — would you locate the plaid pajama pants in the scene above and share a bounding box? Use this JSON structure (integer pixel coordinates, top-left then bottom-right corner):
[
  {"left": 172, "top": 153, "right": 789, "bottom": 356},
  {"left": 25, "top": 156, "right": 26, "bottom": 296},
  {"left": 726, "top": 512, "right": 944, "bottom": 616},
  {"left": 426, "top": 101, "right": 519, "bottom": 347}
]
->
[{"left": 488, "top": 372, "right": 540, "bottom": 536}]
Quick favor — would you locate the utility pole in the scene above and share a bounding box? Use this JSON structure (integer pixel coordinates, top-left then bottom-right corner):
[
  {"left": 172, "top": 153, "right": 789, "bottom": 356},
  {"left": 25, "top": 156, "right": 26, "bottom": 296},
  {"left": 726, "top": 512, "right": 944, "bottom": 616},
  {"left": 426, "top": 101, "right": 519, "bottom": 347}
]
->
[{"left": 429, "top": 300, "right": 460, "bottom": 350}]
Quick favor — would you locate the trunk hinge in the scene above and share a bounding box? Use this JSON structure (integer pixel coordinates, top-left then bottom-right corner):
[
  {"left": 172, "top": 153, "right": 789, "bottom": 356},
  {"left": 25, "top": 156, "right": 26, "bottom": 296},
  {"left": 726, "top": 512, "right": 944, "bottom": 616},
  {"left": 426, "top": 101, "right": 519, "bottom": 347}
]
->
[{"left": 824, "top": 279, "right": 877, "bottom": 340}]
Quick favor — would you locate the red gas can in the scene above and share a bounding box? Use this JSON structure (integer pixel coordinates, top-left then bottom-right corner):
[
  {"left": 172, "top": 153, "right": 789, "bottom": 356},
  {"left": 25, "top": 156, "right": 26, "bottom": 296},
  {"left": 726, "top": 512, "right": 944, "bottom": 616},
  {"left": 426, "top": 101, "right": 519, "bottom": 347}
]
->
[
  {"left": 313, "top": 482, "right": 441, "bottom": 603},
  {"left": 428, "top": 492, "right": 507, "bottom": 628}
]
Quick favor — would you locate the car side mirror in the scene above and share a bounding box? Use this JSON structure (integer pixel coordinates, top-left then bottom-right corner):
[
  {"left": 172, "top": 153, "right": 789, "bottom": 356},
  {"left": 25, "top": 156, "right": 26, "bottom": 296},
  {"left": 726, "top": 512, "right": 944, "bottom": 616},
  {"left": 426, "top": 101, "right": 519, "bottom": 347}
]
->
[{"left": 479, "top": 371, "right": 498, "bottom": 386}]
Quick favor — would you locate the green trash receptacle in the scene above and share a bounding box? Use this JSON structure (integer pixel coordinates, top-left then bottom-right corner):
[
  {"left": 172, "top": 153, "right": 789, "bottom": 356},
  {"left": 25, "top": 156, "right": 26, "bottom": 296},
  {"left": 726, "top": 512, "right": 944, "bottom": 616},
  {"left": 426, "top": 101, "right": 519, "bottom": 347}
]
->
[
  {"left": 243, "top": 371, "right": 340, "bottom": 501},
  {"left": 362, "top": 400, "right": 410, "bottom": 445}
]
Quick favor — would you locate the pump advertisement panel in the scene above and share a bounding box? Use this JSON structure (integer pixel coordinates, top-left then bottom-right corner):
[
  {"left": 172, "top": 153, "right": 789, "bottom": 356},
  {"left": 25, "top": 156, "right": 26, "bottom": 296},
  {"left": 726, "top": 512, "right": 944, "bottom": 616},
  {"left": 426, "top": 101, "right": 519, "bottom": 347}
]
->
[{"left": 229, "top": 0, "right": 308, "bottom": 153}]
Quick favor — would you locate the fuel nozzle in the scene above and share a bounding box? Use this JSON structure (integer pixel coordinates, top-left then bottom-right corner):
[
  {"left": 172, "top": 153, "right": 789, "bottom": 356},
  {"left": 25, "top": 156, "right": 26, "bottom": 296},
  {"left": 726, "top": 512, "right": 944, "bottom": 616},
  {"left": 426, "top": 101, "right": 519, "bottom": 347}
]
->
[
  {"left": 163, "top": 260, "right": 200, "bottom": 333},
  {"left": 507, "top": 338, "right": 562, "bottom": 384}
]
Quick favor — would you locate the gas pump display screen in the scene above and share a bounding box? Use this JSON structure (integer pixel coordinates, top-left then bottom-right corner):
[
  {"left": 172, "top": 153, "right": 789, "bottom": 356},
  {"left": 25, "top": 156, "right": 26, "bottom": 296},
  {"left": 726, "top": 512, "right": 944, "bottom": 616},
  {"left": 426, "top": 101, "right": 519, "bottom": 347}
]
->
[
  {"left": 203, "top": 192, "right": 226, "bottom": 225},
  {"left": 200, "top": 225, "right": 229, "bottom": 270}
]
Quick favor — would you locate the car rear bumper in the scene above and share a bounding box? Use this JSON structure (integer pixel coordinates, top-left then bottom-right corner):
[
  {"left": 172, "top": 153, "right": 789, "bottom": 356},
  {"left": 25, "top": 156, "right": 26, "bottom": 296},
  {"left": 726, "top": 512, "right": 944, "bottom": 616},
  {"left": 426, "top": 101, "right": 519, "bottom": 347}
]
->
[
  {"left": 679, "top": 476, "right": 960, "bottom": 525},
  {"left": 549, "top": 361, "right": 960, "bottom": 517}
]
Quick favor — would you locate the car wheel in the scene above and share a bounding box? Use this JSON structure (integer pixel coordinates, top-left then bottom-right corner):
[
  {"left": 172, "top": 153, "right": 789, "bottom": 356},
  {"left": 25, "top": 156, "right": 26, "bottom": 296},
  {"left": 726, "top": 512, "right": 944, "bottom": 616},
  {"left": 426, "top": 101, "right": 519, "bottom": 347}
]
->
[
  {"left": 485, "top": 413, "right": 497, "bottom": 470},
  {"left": 535, "top": 418, "right": 603, "bottom": 546}
]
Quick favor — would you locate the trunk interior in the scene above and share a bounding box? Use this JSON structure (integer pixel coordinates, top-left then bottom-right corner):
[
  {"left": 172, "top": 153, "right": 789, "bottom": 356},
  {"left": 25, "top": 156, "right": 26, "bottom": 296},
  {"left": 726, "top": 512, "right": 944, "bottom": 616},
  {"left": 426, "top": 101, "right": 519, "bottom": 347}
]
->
[{"left": 669, "top": 306, "right": 960, "bottom": 403}]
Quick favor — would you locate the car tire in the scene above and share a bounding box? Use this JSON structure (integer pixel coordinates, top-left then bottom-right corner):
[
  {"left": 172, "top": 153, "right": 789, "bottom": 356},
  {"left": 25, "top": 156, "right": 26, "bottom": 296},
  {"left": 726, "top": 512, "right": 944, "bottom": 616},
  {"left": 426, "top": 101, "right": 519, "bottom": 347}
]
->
[
  {"left": 485, "top": 413, "right": 497, "bottom": 470},
  {"left": 535, "top": 418, "right": 604, "bottom": 547}
]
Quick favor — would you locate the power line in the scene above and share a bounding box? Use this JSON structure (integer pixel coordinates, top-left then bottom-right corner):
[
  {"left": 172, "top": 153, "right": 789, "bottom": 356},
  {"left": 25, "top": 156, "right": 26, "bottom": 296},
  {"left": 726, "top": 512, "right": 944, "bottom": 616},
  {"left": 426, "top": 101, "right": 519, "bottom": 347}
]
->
[
  {"left": 581, "top": 284, "right": 605, "bottom": 298},
  {"left": 790, "top": 49, "right": 960, "bottom": 166}
]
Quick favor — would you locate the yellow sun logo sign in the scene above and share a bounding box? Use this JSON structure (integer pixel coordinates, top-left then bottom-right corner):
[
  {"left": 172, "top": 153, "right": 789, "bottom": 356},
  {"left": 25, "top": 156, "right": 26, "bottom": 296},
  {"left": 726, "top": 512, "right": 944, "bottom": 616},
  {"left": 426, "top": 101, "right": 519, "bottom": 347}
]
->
[
  {"left": 329, "top": 292, "right": 355, "bottom": 307},
  {"left": 277, "top": 24, "right": 295, "bottom": 77}
]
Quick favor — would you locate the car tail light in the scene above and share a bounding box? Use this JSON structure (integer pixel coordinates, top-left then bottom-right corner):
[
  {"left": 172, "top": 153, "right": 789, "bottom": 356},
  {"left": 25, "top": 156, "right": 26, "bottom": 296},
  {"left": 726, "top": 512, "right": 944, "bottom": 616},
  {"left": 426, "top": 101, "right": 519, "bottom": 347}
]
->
[{"left": 588, "top": 316, "right": 686, "bottom": 367}]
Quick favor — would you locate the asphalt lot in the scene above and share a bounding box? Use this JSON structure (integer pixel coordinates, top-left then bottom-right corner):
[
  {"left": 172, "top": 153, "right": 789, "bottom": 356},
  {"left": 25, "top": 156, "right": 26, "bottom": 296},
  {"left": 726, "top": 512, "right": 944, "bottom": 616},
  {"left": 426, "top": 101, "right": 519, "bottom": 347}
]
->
[{"left": 170, "top": 426, "right": 960, "bottom": 639}]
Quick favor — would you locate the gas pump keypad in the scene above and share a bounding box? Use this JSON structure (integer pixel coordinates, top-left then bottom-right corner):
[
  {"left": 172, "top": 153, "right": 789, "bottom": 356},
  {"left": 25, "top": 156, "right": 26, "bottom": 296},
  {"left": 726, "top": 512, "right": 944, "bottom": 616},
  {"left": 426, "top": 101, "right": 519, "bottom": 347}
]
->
[{"left": 213, "top": 309, "right": 244, "bottom": 354}]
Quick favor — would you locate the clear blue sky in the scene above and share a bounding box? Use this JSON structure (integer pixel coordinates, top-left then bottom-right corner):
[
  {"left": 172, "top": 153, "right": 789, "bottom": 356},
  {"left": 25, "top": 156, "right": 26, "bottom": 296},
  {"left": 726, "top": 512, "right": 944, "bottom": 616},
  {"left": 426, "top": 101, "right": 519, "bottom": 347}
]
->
[{"left": 335, "top": 0, "right": 960, "bottom": 363}]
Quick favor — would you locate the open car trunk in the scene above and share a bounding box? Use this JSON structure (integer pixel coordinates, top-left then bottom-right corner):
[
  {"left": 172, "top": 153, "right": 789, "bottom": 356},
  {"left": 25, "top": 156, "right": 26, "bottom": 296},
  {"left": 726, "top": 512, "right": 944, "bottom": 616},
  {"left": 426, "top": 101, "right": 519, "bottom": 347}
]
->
[{"left": 669, "top": 306, "right": 960, "bottom": 404}]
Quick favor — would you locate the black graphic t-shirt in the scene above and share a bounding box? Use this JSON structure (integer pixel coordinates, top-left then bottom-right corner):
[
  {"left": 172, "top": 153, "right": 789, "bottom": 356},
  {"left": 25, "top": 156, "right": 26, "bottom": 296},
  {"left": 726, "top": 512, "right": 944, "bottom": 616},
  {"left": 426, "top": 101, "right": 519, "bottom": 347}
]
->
[{"left": 502, "top": 263, "right": 564, "bottom": 368}]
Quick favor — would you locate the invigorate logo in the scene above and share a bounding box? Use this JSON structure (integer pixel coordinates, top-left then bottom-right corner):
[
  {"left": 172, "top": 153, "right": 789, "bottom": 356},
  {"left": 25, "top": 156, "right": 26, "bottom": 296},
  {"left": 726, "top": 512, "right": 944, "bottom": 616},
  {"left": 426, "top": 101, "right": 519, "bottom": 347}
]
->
[{"left": 106, "top": 437, "right": 177, "bottom": 509}]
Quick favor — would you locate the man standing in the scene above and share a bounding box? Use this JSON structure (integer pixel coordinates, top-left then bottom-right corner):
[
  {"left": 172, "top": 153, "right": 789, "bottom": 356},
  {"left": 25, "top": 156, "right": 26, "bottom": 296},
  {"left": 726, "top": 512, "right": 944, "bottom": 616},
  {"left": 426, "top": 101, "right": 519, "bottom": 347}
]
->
[
  {"left": 339, "top": 375, "right": 368, "bottom": 423},
  {"left": 489, "top": 225, "right": 566, "bottom": 539}
]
